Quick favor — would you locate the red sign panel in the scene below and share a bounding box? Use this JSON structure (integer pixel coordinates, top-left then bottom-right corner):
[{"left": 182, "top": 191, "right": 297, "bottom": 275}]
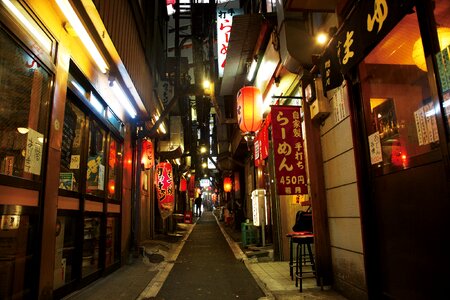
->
[
  {"left": 188, "top": 174, "right": 195, "bottom": 198},
  {"left": 271, "top": 106, "right": 307, "bottom": 195},
  {"left": 254, "top": 114, "right": 270, "bottom": 167},
  {"left": 155, "top": 162, "right": 174, "bottom": 219}
]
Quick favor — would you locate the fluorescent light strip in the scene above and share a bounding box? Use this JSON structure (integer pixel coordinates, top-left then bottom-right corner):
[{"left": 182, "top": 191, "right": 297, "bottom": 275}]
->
[
  {"left": 3, "top": 0, "right": 51, "bottom": 53},
  {"left": 111, "top": 81, "right": 137, "bottom": 118},
  {"left": 247, "top": 59, "right": 257, "bottom": 81},
  {"left": 55, "top": 0, "right": 108, "bottom": 74}
]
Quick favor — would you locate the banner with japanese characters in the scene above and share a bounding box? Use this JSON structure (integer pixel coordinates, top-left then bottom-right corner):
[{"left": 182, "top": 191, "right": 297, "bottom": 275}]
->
[
  {"left": 216, "top": 2, "right": 242, "bottom": 77},
  {"left": 271, "top": 106, "right": 308, "bottom": 195}
]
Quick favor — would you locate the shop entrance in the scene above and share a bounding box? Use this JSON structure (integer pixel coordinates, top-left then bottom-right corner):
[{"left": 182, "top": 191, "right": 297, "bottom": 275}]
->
[{"left": 355, "top": 4, "right": 450, "bottom": 298}]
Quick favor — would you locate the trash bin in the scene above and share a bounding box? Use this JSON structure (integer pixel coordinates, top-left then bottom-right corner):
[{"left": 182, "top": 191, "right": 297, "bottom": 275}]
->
[{"left": 241, "top": 222, "right": 259, "bottom": 247}]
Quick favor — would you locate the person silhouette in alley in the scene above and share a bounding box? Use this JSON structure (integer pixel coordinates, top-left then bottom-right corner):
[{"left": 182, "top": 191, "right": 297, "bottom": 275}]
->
[{"left": 194, "top": 193, "right": 202, "bottom": 217}]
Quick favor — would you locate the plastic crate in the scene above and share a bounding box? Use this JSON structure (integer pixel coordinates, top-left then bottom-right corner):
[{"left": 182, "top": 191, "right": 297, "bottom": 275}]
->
[{"left": 241, "top": 222, "right": 259, "bottom": 247}]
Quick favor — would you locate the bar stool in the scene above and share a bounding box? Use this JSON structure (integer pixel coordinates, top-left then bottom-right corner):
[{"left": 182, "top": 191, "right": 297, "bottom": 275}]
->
[
  {"left": 286, "top": 231, "right": 312, "bottom": 280},
  {"left": 294, "top": 233, "right": 316, "bottom": 292}
]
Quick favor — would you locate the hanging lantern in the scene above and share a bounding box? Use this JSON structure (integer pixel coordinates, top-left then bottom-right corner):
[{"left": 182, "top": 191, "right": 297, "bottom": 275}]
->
[
  {"left": 179, "top": 177, "right": 187, "bottom": 192},
  {"left": 236, "top": 86, "right": 264, "bottom": 141},
  {"left": 154, "top": 162, "right": 175, "bottom": 219},
  {"left": 223, "top": 177, "right": 232, "bottom": 193},
  {"left": 141, "top": 139, "right": 154, "bottom": 170}
]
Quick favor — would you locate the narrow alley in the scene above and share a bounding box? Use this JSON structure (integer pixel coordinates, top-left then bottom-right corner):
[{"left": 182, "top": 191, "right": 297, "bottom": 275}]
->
[{"left": 62, "top": 211, "right": 346, "bottom": 300}]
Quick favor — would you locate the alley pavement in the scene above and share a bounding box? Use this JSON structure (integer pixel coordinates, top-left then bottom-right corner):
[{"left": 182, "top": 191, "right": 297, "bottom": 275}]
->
[{"left": 63, "top": 211, "right": 347, "bottom": 300}]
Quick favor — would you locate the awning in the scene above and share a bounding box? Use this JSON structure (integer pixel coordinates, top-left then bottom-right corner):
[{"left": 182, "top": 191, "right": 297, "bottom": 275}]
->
[{"left": 219, "top": 14, "right": 263, "bottom": 97}]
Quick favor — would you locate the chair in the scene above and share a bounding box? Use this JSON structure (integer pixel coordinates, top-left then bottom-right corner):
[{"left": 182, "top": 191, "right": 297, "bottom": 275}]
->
[{"left": 293, "top": 233, "right": 316, "bottom": 292}]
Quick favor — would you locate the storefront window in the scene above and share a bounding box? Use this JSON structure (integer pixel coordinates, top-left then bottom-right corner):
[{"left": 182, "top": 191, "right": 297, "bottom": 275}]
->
[
  {"left": 0, "top": 27, "right": 51, "bottom": 181},
  {"left": 359, "top": 11, "right": 437, "bottom": 175},
  {"left": 107, "top": 138, "right": 122, "bottom": 200},
  {"left": 86, "top": 121, "right": 106, "bottom": 196},
  {"left": 82, "top": 216, "right": 100, "bottom": 277},
  {"left": 433, "top": 1, "right": 450, "bottom": 137},
  {"left": 54, "top": 215, "right": 78, "bottom": 289},
  {"left": 59, "top": 100, "right": 85, "bottom": 191}
]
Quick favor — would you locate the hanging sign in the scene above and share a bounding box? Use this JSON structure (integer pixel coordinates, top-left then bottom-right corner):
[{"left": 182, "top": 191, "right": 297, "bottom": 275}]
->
[
  {"left": 188, "top": 174, "right": 196, "bottom": 198},
  {"left": 271, "top": 106, "right": 308, "bottom": 195},
  {"left": 216, "top": 4, "right": 243, "bottom": 77},
  {"left": 155, "top": 162, "right": 175, "bottom": 219},
  {"left": 319, "top": 0, "right": 415, "bottom": 93},
  {"left": 254, "top": 114, "right": 270, "bottom": 167}
]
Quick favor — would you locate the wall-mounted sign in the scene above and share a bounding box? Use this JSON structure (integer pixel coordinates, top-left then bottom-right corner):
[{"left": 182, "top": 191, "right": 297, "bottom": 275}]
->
[
  {"left": 319, "top": 0, "right": 415, "bottom": 93},
  {"left": 216, "top": 3, "right": 242, "bottom": 77},
  {"left": 271, "top": 106, "right": 308, "bottom": 195}
]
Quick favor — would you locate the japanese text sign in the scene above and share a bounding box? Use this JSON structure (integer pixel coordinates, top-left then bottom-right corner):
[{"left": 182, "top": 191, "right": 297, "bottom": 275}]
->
[
  {"left": 216, "top": 5, "right": 242, "bottom": 77},
  {"left": 319, "top": 0, "right": 414, "bottom": 93},
  {"left": 271, "top": 106, "right": 307, "bottom": 195}
]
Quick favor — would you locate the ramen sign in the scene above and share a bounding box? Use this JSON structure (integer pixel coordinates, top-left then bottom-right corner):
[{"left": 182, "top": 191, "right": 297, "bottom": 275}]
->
[{"left": 155, "top": 162, "right": 175, "bottom": 219}]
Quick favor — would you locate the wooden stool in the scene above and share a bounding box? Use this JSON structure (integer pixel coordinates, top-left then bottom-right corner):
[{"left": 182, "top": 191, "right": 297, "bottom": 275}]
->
[{"left": 293, "top": 233, "right": 316, "bottom": 292}]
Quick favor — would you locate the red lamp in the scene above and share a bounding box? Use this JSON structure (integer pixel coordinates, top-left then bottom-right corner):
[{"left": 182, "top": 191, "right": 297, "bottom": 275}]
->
[
  {"left": 223, "top": 177, "right": 232, "bottom": 193},
  {"left": 236, "top": 86, "right": 264, "bottom": 142}
]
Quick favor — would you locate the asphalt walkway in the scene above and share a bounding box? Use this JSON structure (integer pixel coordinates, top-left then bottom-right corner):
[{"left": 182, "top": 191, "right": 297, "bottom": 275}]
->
[{"left": 154, "top": 211, "right": 266, "bottom": 300}]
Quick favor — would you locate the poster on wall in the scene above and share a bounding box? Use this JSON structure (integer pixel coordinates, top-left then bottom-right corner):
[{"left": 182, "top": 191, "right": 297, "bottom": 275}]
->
[
  {"left": 24, "top": 128, "right": 43, "bottom": 175},
  {"left": 368, "top": 132, "right": 383, "bottom": 165},
  {"left": 271, "top": 106, "right": 308, "bottom": 195}
]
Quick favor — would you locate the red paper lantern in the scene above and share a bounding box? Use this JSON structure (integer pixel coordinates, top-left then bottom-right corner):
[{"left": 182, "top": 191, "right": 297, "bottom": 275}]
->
[
  {"left": 179, "top": 178, "right": 187, "bottom": 192},
  {"left": 236, "top": 86, "right": 264, "bottom": 135},
  {"left": 155, "top": 162, "right": 175, "bottom": 219},
  {"left": 223, "top": 177, "right": 232, "bottom": 193},
  {"left": 141, "top": 140, "right": 154, "bottom": 169}
]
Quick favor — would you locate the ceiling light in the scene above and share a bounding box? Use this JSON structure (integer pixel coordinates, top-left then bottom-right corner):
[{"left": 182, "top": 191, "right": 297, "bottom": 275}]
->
[
  {"left": 316, "top": 32, "right": 328, "bottom": 45},
  {"left": 247, "top": 57, "right": 258, "bottom": 81},
  {"left": 110, "top": 80, "right": 137, "bottom": 118},
  {"left": 3, "top": 0, "right": 52, "bottom": 53},
  {"left": 17, "top": 127, "right": 29, "bottom": 134},
  {"left": 55, "top": 0, "right": 108, "bottom": 74}
]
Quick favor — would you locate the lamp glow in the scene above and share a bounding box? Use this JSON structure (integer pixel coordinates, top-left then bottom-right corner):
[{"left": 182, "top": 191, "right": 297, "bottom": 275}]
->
[
  {"left": 55, "top": 0, "right": 108, "bottom": 74},
  {"left": 316, "top": 32, "right": 328, "bottom": 45},
  {"left": 413, "top": 27, "right": 450, "bottom": 71}
]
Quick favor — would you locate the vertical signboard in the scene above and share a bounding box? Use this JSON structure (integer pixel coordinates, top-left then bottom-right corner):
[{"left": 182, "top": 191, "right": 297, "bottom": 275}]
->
[
  {"left": 155, "top": 162, "right": 175, "bottom": 219},
  {"left": 271, "top": 106, "right": 308, "bottom": 195},
  {"left": 216, "top": 2, "right": 242, "bottom": 77}
]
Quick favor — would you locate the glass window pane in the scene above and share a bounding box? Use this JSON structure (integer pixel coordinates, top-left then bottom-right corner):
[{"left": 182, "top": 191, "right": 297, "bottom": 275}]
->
[
  {"left": 86, "top": 121, "right": 106, "bottom": 196},
  {"left": 0, "top": 214, "right": 38, "bottom": 299},
  {"left": 54, "top": 215, "right": 78, "bottom": 289},
  {"left": 0, "top": 27, "right": 51, "bottom": 181},
  {"left": 82, "top": 216, "right": 100, "bottom": 277},
  {"left": 107, "top": 138, "right": 122, "bottom": 200},
  {"left": 433, "top": 0, "right": 450, "bottom": 138},
  {"left": 105, "top": 217, "right": 120, "bottom": 267},
  {"left": 59, "top": 101, "right": 85, "bottom": 191},
  {"left": 359, "top": 12, "right": 438, "bottom": 175}
]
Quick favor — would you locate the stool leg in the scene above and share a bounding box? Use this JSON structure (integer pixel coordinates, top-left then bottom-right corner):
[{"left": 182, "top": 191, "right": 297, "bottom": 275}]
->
[
  {"left": 289, "top": 238, "right": 293, "bottom": 280},
  {"left": 307, "top": 243, "right": 316, "bottom": 275},
  {"left": 299, "top": 242, "right": 303, "bottom": 292},
  {"left": 295, "top": 242, "right": 299, "bottom": 287}
]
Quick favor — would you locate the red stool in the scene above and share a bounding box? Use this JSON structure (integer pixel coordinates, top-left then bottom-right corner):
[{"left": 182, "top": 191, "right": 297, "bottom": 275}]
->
[{"left": 293, "top": 233, "right": 316, "bottom": 292}]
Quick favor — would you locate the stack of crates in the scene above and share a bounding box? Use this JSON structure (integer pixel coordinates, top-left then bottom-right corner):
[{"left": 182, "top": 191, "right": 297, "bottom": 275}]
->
[{"left": 241, "top": 222, "right": 259, "bottom": 247}]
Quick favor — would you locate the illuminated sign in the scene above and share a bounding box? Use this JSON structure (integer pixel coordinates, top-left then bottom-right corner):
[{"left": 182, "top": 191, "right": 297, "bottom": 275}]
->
[{"left": 216, "top": 4, "right": 242, "bottom": 77}]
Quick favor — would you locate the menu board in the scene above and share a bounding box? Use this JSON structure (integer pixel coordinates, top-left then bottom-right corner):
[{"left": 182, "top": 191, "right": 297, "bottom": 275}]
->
[{"left": 61, "top": 105, "right": 77, "bottom": 170}]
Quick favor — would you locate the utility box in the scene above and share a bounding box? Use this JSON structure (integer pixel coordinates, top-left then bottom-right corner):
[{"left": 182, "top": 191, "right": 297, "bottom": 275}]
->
[
  {"left": 241, "top": 222, "right": 259, "bottom": 247},
  {"left": 310, "top": 77, "right": 330, "bottom": 121}
]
